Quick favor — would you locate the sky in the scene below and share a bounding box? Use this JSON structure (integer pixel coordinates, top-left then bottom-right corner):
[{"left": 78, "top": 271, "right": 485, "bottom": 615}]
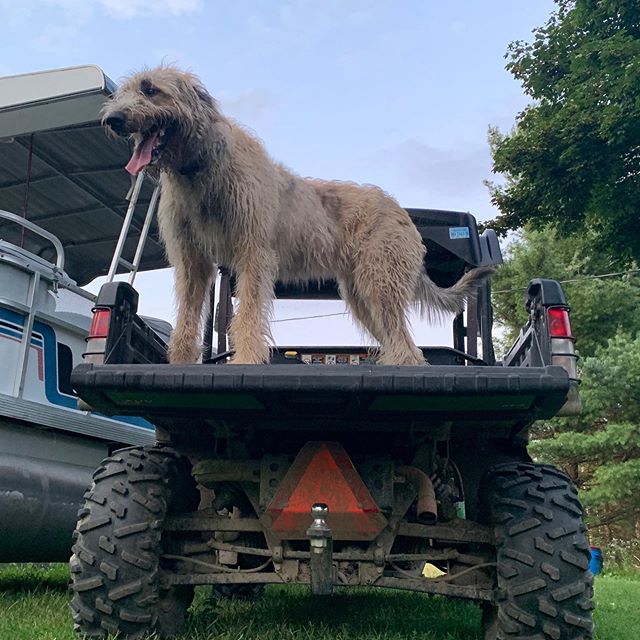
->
[{"left": 1, "top": 0, "right": 557, "bottom": 347}]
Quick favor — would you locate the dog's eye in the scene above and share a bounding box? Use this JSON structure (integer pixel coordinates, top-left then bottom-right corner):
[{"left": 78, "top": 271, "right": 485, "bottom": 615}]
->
[{"left": 140, "top": 81, "right": 158, "bottom": 97}]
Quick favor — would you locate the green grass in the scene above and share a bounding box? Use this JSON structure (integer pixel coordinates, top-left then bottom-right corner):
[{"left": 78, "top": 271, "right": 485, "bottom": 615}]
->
[
  {"left": 0, "top": 564, "right": 638, "bottom": 639},
  {"left": 592, "top": 574, "right": 640, "bottom": 640}
]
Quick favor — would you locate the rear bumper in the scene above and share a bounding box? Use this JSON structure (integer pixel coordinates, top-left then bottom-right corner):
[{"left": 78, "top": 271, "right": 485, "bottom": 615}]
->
[{"left": 71, "top": 363, "right": 570, "bottom": 431}]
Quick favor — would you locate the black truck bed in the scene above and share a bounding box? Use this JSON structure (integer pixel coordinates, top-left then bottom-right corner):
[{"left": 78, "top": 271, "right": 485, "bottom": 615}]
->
[{"left": 72, "top": 362, "right": 570, "bottom": 433}]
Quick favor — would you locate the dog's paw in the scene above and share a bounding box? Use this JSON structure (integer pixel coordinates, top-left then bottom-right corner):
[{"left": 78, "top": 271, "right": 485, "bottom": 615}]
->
[
  {"left": 228, "top": 353, "right": 268, "bottom": 365},
  {"left": 377, "top": 350, "right": 428, "bottom": 366},
  {"left": 228, "top": 345, "right": 270, "bottom": 365}
]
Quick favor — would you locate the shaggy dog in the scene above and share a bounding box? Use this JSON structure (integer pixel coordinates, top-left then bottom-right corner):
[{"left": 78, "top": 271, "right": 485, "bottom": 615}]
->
[{"left": 103, "top": 66, "right": 492, "bottom": 365}]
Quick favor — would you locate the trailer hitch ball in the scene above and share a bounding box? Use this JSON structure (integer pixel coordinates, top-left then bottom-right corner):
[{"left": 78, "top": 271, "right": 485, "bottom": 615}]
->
[
  {"left": 306, "top": 503, "right": 334, "bottom": 594},
  {"left": 308, "top": 503, "right": 330, "bottom": 549}
]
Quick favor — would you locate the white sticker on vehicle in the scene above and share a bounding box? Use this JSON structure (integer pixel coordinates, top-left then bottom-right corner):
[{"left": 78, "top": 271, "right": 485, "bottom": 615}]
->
[{"left": 449, "top": 226, "right": 470, "bottom": 239}]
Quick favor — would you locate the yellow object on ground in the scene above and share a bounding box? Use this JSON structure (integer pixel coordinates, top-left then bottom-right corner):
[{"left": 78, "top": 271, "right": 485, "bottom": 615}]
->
[{"left": 422, "top": 563, "right": 446, "bottom": 578}]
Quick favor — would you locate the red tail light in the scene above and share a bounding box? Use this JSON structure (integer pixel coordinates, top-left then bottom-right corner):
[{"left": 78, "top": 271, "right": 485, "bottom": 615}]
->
[
  {"left": 88, "top": 308, "right": 111, "bottom": 338},
  {"left": 548, "top": 307, "right": 572, "bottom": 338}
]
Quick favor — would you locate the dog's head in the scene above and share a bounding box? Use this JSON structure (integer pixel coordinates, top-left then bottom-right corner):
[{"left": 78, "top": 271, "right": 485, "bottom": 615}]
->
[{"left": 102, "top": 66, "right": 219, "bottom": 176}]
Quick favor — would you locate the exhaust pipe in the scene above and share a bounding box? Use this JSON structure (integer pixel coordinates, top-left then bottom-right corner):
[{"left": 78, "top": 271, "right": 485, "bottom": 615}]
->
[{"left": 396, "top": 466, "right": 437, "bottom": 524}]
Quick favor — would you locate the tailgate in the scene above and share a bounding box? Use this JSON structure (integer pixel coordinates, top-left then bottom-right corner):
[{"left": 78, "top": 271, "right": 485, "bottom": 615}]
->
[{"left": 71, "top": 363, "right": 570, "bottom": 430}]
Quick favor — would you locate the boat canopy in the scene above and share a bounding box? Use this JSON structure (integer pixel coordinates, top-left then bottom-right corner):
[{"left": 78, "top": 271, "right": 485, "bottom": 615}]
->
[{"left": 0, "top": 66, "right": 167, "bottom": 286}]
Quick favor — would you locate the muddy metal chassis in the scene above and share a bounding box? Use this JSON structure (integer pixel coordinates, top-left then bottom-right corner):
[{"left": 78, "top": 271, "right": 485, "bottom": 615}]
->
[{"left": 69, "top": 210, "right": 593, "bottom": 640}]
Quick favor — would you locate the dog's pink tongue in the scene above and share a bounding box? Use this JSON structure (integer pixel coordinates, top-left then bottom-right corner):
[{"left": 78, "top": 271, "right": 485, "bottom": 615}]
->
[{"left": 125, "top": 132, "right": 160, "bottom": 175}]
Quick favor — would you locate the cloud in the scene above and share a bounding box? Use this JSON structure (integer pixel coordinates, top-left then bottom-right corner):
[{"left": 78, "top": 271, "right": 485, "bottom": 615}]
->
[
  {"left": 6, "top": 0, "right": 202, "bottom": 23},
  {"left": 221, "top": 89, "right": 277, "bottom": 120},
  {"left": 32, "top": 22, "right": 88, "bottom": 52},
  {"left": 373, "top": 139, "right": 492, "bottom": 197},
  {"left": 22, "top": 1, "right": 93, "bottom": 52},
  {"left": 96, "top": 0, "right": 202, "bottom": 19},
  {"left": 0, "top": 0, "right": 35, "bottom": 27},
  {"left": 149, "top": 48, "right": 198, "bottom": 72},
  {"left": 360, "top": 139, "right": 497, "bottom": 218},
  {"left": 45, "top": 0, "right": 91, "bottom": 11},
  {"left": 246, "top": 0, "right": 383, "bottom": 47},
  {"left": 3, "top": 0, "right": 203, "bottom": 53}
]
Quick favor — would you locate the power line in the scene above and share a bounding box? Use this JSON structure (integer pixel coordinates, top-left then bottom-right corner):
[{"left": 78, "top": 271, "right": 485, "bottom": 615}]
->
[
  {"left": 492, "top": 268, "right": 640, "bottom": 295},
  {"left": 269, "top": 268, "right": 640, "bottom": 323},
  {"left": 272, "top": 311, "right": 348, "bottom": 323}
]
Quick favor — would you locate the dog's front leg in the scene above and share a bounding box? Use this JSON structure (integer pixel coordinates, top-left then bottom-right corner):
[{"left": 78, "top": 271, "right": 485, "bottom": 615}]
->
[
  {"left": 168, "top": 250, "right": 214, "bottom": 364},
  {"left": 228, "top": 246, "right": 276, "bottom": 365}
]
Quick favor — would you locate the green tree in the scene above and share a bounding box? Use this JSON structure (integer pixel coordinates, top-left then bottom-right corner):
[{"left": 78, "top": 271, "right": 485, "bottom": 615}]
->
[
  {"left": 493, "top": 228, "right": 640, "bottom": 552},
  {"left": 530, "top": 333, "right": 640, "bottom": 543},
  {"left": 487, "top": 0, "right": 640, "bottom": 265},
  {"left": 493, "top": 227, "right": 640, "bottom": 357}
]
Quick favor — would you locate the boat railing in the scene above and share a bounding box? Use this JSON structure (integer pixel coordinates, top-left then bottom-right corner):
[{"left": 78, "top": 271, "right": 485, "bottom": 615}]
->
[{"left": 0, "top": 208, "right": 66, "bottom": 273}]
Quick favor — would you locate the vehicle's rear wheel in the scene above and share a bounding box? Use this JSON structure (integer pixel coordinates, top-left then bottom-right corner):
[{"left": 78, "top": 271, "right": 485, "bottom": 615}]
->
[
  {"left": 481, "top": 462, "right": 594, "bottom": 640},
  {"left": 70, "top": 445, "right": 199, "bottom": 639}
]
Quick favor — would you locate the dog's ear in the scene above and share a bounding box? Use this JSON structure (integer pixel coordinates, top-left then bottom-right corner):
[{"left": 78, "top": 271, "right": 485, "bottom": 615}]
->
[{"left": 194, "top": 84, "right": 214, "bottom": 108}]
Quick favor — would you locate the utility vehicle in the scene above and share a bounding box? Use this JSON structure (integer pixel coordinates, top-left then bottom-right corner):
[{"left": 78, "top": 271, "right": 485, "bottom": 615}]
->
[{"left": 69, "top": 195, "right": 593, "bottom": 639}]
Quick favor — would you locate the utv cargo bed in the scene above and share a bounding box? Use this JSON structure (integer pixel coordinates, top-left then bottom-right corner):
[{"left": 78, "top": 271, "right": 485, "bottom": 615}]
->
[{"left": 71, "top": 362, "right": 570, "bottom": 431}]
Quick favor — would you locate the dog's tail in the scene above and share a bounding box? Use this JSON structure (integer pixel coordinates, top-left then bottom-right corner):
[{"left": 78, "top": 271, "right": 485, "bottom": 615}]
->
[{"left": 416, "top": 266, "right": 495, "bottom": 322}]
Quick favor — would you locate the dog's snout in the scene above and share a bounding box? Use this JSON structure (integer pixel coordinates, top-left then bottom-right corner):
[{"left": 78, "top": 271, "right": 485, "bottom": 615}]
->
[{"left": 105, "top": 111, "right": 128, "bottom": 135}]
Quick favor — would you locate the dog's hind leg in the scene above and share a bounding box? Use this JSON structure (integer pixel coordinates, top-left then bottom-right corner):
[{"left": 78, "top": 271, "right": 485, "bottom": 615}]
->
[
  {"left": 357, "top": 287, "right": 424, "bottom": 365},
  {"left": 228, "top": 245, "right": 277, "bottom": 365},
  {"left": 339, "top": 278, "right": 385, "bottom": 345},
  {"left": 347, "top": 251, "right": 425, "bottom": 366},
  {"left": 167, "top": 249, "right": 214, "bottom": 364}
]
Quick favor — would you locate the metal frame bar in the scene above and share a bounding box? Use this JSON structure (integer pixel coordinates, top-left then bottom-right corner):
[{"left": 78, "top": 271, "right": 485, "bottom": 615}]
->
[
  {"left": 0, "top": 166, "right": 134, "bottom": 189},
  {"left": 479, "top": 281, "right": 495, "bottom": 365},
  {"left": 66, "top": 165, "right": 129, "bottom": 177},
  {"left": 452, "top": 312, "right": 465, "bottom": 353},
  {"left": 164, "top": 513, "right": 495, "bottom": 545},
  {"left": 165, "top": 573, "right": 283, "bottom": 586},
  {"left": 0, "top": 173, "right": 58, "bottom": 190},
  {"left": 185, "top": 539, "right": 489, "bottom": 565},
  {"left": 216, "top": 268, "right": 233, "bottom": 354},
  {"left": 202, "top": 279, "right": 217, "bottom": 361},
  {"left": 466, "top": 294, "right": 479, "bottom": 358},
  {"left": 163, "top": 568, "right": 493, "bottom": 600},
  {"left": 128, "top": 183, "right": 160, "bottom": 285},
  {"left": 24, "top": 203, "right": 134, "bottom": 225},
  {"left": 12, "top": 271, "right": 40, "bottom": 398},
  {"left": 374, "top": 576, "right": 493, "bottom": 601},
  {"left": 107, "top": 171, "right": 145, "bottom": 281}
]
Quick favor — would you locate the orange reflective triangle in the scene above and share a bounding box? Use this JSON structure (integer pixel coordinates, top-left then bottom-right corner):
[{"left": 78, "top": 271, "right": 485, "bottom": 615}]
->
[
  {"left": 266, "top": 442, "right": 387, "bottom": 540},
  {"left": 282, "top": 446, "right": 362, "bottom": 514}
]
